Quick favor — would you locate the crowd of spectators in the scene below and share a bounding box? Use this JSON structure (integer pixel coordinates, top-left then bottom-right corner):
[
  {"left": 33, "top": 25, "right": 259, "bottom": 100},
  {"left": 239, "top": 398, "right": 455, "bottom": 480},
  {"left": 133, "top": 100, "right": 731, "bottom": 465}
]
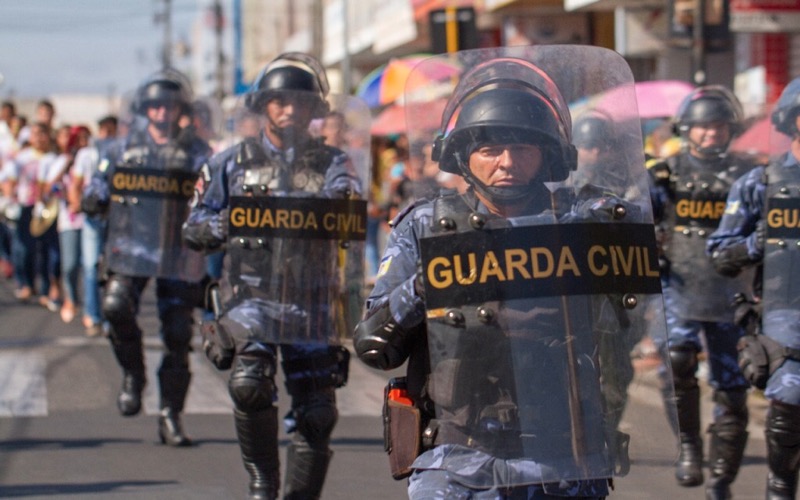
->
[{"left": 0, "top": 98, "right": 117, "bottom": 336}]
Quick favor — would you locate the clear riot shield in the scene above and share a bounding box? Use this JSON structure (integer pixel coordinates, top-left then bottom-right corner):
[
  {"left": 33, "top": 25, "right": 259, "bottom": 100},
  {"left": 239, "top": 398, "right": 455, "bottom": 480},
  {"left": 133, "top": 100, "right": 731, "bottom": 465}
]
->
[
  {"left": 409, "top": 46, "right": 676, "bottom": 486},
  {"left": 218, "top": 89, "right": 370, "bottom": 345},
  {"left": 761, "top": 123, "right": 800, "bottom": 350},
  {"left": 105, "top": 106, "right": 206, "bottom": 282}
]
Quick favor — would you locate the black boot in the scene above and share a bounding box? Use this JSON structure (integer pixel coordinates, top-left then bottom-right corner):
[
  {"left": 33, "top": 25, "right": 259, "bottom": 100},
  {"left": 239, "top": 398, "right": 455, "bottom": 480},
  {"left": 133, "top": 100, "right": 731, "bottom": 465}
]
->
[
  {"left": 675, "top": 385, "right": 704, "bottom": 487},
  {"left": 158, "top": 408, "right": 191, "bottom": 446},
  {"left": 234, "top": 408, "right": 280, "bottom": 500},
  {"left": 158, "top": 367, "right": 192, "bottom": 446},
  {"left": 110, "top": 338, "right": 146, "bottom": 417},
  {"left": 705, "top": 390, "right": 749, "bottom": 500},
  {"left": 117, "top": 371, "right": 146, "bottom": 417},
  {"left": 283, "top": 440, "right": 333, "bottom": 500},
  {"left": 705, "top": 425, "right": 748, "bottom": 500},
  {"left": 766, "top": 402, "right": 800, "bottom": 500}
]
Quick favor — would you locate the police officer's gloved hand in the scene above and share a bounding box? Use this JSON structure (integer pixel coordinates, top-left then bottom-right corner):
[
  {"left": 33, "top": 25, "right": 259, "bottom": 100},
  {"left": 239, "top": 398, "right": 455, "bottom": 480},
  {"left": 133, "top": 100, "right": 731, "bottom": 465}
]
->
[
  {"left": 80, "top": 195, "right": 109, "bottom": 216},
  {"left": 711, "top": 243, "right": 751, "bottom": 278},
  {"left": 754, "top": 219, "right": 765, "bottom": 254},
  {"left": 413, "top": 271, "right": 425, "bottom": 301},
  {"left": 212, "top": 208, "right": 229, "bottom": 241}
]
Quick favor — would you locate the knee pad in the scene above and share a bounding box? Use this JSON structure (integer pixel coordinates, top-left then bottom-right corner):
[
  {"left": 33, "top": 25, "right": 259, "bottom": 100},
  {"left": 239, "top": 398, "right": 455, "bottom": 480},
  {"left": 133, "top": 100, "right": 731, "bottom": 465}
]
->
[
  {"left": 669, "top": 347, "right": 699, "bottom": 391},
  {"left": 102, "top": 281, "right": 137, "bottom": 329},
  {"left": 766, "top": 402, "right": 800, "bottom": 476},
  {"left": 293, "top": 388, "right": 338, "bottom": 447},
  {"left": 766, "top": 402, "right": 800, "bottom": 445},
  {"left": 229, "top": 354, "right": 277, "bottom": 413}
]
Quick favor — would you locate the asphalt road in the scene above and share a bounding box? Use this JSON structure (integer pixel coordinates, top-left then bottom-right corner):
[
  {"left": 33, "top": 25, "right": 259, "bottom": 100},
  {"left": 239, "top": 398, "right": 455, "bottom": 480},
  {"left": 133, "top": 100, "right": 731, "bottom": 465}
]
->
[{"left": 0, "top": 276, "right": 772, "bottom": 499}]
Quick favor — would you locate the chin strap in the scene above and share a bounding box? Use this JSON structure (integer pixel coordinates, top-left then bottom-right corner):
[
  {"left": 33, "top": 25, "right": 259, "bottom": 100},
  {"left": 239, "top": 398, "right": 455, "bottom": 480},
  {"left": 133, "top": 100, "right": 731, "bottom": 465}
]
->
[{"left": 455, "top": 154, "right": 533, "bottom": 205}]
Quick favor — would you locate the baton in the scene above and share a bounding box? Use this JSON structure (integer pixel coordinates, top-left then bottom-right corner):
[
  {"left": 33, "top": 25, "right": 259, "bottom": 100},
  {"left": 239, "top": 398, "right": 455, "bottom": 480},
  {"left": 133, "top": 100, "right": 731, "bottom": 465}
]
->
[{"left": 562, "top": 290, "right": 588, "bottom": 472}]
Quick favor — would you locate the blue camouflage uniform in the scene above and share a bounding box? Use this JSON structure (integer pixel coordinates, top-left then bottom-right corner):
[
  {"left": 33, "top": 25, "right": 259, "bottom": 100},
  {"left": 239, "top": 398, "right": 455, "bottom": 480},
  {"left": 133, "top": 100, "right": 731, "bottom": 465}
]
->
[
  {"left": 82, "top": 117, "right": 211, "bottom": 445},
  {"left": 183, "top": 129, "right": 360, "bottom": 498},
  {"left": 707, "top": 154, "right": 800, "bottom": 406}
]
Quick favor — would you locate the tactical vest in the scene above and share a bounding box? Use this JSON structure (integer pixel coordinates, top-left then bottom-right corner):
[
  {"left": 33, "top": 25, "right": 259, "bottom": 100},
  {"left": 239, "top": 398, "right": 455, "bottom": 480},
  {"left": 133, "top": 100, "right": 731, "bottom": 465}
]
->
[{"left": 662, "top": 154, "right": 755, "bottom": 321}]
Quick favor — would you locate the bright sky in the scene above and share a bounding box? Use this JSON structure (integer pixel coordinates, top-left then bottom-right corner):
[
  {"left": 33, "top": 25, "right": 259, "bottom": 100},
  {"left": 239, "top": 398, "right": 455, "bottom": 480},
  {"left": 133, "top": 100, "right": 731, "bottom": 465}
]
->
[{"left": 0, "top": 0, "right": 202, "bottom": 99}]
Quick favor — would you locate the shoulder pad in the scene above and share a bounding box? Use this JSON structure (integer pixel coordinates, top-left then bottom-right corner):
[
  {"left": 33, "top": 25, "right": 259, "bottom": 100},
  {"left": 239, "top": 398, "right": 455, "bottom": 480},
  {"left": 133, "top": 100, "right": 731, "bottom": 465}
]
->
[{"left": 389, "top": 199, "right": 426, "bottom": 228}]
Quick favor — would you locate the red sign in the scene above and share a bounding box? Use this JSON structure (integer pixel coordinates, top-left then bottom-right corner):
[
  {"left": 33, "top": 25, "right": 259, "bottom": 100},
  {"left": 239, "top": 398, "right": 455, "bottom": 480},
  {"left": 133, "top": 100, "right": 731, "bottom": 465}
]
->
[
  {"left": 731, "top": 0, "right": 800, "bottom": 31},
  {"left": 731, "top": 0, "right": 800, "bottom": 12}
]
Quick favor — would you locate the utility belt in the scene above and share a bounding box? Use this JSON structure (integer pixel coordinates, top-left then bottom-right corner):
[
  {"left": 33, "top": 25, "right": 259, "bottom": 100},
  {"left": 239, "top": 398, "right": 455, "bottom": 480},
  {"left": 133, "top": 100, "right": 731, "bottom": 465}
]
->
[
  {"left": 382, "top": 377, "right": 632, "bottom": 479},
  {"left": 282, "top": 346, "right": 350, "bottom": 393},
  {"left": 734, "top": 293, "right": 800, "bottom": 390},
  {"left": 381, "top": 377, "right": 531, "bottom": 479}
]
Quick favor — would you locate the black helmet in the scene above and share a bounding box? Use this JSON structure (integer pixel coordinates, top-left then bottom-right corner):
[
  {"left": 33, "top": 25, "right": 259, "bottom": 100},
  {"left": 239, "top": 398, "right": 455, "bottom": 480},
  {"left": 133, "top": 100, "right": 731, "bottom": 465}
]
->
[
  {"left": 771, "top": 77, "right": 800, "bottom": 137},
  {"left": 572, "top": 112, "right": 615, "bottom": 150},
  {"left": 675, "top": 85, "right": 743, "bottom": 155},
  {"left": 132, "top": 68, "right": 192, "bottom": 116},
  {"left": 432, "top": 58, "right": 576, "bottom": 205},
  {"left": 245, "top": 52, "right": 330, "bottom": 118}
]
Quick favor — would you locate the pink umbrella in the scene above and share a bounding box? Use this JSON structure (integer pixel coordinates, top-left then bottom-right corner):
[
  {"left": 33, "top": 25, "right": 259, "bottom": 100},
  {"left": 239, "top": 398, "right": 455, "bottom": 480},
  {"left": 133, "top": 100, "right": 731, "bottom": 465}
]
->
[
  {"left": 730, "top": 116, "right": 791, "bottom": 158},
  {"left": 572, "top": 80, "right": 695, "bottom": 121},
  {"left": 371, "top": 98, "right": 447, "bottom": 136},
  {"left": 633, "top": 80, "right": 696, "bottom": 119}
]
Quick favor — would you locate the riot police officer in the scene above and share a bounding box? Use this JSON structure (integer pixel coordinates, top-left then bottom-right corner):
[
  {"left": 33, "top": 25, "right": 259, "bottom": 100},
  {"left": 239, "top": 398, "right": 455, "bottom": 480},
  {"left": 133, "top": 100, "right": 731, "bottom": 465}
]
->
[
  {"left": 355, "top": 48, "right": 669, "bottom": 499},
  {"left": 81, "top": 69, "right": 212, "bottom": 446},
  {"left": 708, "top": 76, "right": 800, "bottom": 500},
  {"left": 182, "top": 53, "right": 365, "bottom": 499},
  {"left": 650, "top": 86, "right": 757, "bottom": 498}
]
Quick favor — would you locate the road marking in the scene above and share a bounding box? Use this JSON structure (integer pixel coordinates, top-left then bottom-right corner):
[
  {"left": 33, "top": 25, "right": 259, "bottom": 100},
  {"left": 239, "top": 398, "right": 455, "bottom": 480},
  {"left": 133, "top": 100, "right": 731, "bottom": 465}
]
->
[
  {"left": 0, "top": 336, "right": 393, "bottom": 418},
  {"left": 0, "top": 352, "right": 47, "bottom": 417}
]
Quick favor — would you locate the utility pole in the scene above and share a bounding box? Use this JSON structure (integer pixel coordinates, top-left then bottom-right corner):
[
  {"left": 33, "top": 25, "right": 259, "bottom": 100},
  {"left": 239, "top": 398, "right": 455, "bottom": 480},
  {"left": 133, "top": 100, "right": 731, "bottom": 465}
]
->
[
  {"left": 311, "top": 0, "right": 323, "bottom": 62},
  {"left": 342, "top": 0, "right": 351, "bottom": 94},
  {"left": 692, "top": 0, "right": 706, "bottom": 86},
  {"left": 213, "top": 0, "right": 225, "bottom": 100},
  {"left": 161, "top": 0, "right": 173, "bottom": 69}
]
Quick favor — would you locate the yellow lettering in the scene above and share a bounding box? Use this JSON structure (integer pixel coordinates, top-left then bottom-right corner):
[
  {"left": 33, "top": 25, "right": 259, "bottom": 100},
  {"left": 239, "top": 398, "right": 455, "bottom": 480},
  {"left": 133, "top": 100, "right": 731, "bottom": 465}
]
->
[
  {"left": 428, "top": 257, "right": 453, "bottom": 288},
  {"left": 276, "top": 209, "right": 289, "bottom": 228},
  {"left": 323, "top": 213, "right": 335, "bottom": 231},
  {"left": 230, "top": 207, "right": 245, "bottom": 227},
  {"left": 260, "top": 208, "right": 274, "bottom": 228},
  {"left": 479, "top": 251, "right": 506, "bottom": 283},
  {"left": 556, "top": 246, "right": 580, "bottom": 277},
  {"left": 505, "top": 248, "right": 531, "bottom": 280},
  {"left": 588, "top": 245, "right": 608, "bottom": 276},
  {"left": 305, "top": 212, "right": 318, "bottom": 230},
  {"left": 453, "top": 254, "right": 477, "bottom": 285},
  {"left": 530, "top": 248, "right": 554, "bottom": 277}
]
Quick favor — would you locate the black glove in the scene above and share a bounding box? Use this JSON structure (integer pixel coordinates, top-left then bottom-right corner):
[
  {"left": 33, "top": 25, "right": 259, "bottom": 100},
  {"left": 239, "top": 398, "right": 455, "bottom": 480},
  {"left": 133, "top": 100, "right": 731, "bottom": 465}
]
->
[
  {"left": 754, "top": 219, "right": 765, "bottom": 254},
  {"left": 413, "top": 271, "right": 426, "bottom": 301},
  {"left": 213, "top": 208, "right": 229, "bottom": 241},
  {"left": 710, "top": 243, "right": 751, "bottom": 278},
  {"left": 81, "top": 195, "right": 109, "bottom": 216}
]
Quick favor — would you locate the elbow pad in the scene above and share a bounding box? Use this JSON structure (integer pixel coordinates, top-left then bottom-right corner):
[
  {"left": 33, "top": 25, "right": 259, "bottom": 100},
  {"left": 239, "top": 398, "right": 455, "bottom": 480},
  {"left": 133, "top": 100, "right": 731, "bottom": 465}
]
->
[
  {"left": 354, "top": 301, "right": 412, "bottom": 370},
  {"left": 711, "top": 243, "right": 752, "bottom": 278},
  {"left": 182, "top": 210, "right": 227, "bottom": 252},
  {"left": 182, "top": 221, "right": 222, "bottom": 252}
]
